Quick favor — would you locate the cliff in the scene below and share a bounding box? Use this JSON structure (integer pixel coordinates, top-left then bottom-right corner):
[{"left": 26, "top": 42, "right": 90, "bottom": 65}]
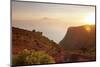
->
[{"left": 60, "top": 25, "right": 96, "bottom": 52}]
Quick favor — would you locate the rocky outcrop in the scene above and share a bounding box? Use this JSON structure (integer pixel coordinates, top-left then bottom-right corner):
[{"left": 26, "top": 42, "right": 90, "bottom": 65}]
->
[{"left": 60, "top": 25, "right": 96, "bottom": 51}]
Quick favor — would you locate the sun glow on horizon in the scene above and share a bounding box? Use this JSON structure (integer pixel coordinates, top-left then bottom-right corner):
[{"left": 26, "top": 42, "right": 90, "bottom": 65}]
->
[{"left": 84, "top": 25, "right": 91, "bottom": 32}]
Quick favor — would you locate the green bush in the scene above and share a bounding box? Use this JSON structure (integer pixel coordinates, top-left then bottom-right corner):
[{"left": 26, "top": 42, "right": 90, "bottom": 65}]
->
[
  {"left": 13, "top": 49, "right": 55, "bottom": 65},
  {"left": 26, "top": 51, "right": 55, "bottom": 64},
  {"left": 13, "top": 49, "right": 30, "bottom": 65}
]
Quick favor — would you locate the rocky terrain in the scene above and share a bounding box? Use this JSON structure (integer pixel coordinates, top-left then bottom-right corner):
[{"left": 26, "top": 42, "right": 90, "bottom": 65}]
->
[
  {"left": 60, "top": 25, "right": 96, "bottom": 59},
  {"left": 12, "top": 25, "right": 96, "bottom": 65},
  {"left": 12, "top": 27, "right": 66, "bottom": 63},
  {"left": 60, "top": 25, "right": 96, "bottom": 50}
]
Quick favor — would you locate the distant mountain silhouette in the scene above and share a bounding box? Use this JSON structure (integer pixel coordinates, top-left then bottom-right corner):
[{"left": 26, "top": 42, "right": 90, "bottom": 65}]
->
[
  {"left": 60, "top": 25, "right": 96, "bottom": 51},
  {"left": 12, "top": 27, "right": 66, "bottom": 63}
]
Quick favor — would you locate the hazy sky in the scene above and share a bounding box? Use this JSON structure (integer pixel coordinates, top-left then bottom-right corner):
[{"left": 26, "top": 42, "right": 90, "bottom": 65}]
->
[{"left": 12, "top": 1, "right": 95, "bottom": 43}]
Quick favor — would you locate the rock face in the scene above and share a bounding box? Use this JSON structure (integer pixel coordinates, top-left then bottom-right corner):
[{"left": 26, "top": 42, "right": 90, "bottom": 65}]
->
[
  {"left": 60, "top": 25, "right": 96, "bottom": 51},
  {"left": 12, "top": 27, "right": 66, "bottom": 63}
]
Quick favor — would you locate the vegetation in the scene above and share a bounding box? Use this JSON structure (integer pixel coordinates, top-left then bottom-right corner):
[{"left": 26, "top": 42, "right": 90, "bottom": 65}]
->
[
  {"left": 13, "top": 49, "right": 55, "bottom": 65},
  {"left": 13, "top": 49, "right": 30, "bottom": 65},
  {"left": 32, "top": 29, "right": 35, "bottom": 32},
  {"left": 26, "top": 51, "right": 55, "bottom": 64}
]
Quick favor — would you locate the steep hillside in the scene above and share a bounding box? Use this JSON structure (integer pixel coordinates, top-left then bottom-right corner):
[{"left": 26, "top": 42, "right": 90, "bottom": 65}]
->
[
  {"left": 12, "top": 27, "right": 66, "bottom": 63},
  {"left": 60, "top": 25, "right": 96, "bottom": 50}
]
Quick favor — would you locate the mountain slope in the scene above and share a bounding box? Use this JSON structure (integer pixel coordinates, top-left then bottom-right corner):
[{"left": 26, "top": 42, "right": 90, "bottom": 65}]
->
[
  {"left": 60, "top": 25, "right": 96, "bottom": 53},
  {"left": 12, "top": 27, "right": 66, "bottom": 63}
]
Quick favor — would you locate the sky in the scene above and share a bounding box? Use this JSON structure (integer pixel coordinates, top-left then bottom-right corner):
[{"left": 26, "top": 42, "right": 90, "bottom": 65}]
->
[{"left": 12, "top": 1, "right": 95, "bottom": 43}]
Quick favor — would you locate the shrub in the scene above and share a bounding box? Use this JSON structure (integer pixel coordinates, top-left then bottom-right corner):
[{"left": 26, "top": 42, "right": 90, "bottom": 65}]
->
[
  {"left": 13, "top": 49, "right": 55, "bottom": 65},
  {"left": 32, "top": 30, "right": 35, "bottom": 32},
  {"left": 26, "top": 51, "right": 55, "bottom": 64},
  {"left": 13, "top": 49, "right": 30, "bottom": 65}
]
